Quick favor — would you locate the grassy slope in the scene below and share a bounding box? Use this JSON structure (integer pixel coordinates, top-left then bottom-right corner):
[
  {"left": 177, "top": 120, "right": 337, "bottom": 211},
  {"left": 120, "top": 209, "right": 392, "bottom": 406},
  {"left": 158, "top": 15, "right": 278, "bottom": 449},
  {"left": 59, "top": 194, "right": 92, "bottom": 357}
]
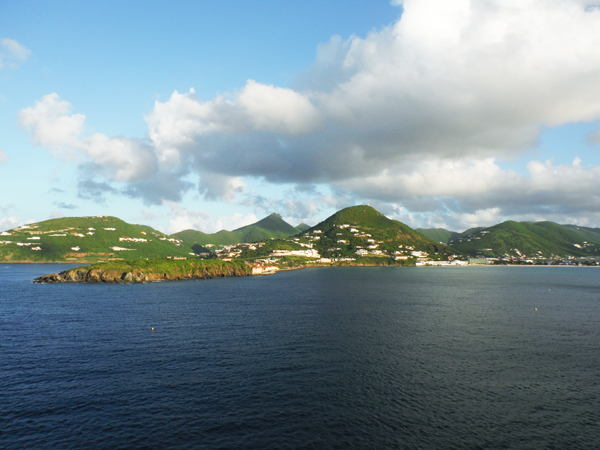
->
[
  {"left": 81, "top": 257, "right": 250, "bottom": 275},
  {"left": 562, "top": 224, "right": 600, "bottom": 244},
  {"left": 0, "top": 216, "right": 190, "bottom": 262},
  {"left": 308, "top": 205, "right": 453, "bottom": 257},
  {"left": 450, "top": 221, "right": 600, "bottom": 258},
  {"left": 295, "top": 223, "right": 311, "bottom": 232},
  {"left": 239, "top": 205, "right": 454, "bottom": 264},
  {"left": 416, "top": 228, "right": 456, "bottom": 244},
  {"left": 35, "top": 257, "right": 252, "bottom": 283},
  {"left": 173, "top": 229, "right": 240, "bottom": 246},
  {"left": 173, "top": 213, "right": 302, "bottom": 246}
]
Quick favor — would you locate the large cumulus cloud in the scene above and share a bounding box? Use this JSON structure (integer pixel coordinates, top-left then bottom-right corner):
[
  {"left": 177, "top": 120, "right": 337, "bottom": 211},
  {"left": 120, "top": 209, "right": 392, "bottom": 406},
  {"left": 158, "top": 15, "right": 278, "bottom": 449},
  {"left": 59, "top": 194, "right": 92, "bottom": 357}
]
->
[
  {"left": 20, "top": 0, "right": 600, "bottom": 227},
  {"left": 145, "top": 0, "right": 600, "bottom": 189}
]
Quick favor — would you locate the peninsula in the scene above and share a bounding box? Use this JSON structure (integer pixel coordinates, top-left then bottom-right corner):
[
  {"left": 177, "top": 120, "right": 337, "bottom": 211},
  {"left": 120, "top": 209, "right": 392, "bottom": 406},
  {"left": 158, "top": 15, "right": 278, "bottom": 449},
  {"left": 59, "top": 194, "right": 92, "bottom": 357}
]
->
[{"left": 34, "top": 258, "right": 252, "bottom": 284}]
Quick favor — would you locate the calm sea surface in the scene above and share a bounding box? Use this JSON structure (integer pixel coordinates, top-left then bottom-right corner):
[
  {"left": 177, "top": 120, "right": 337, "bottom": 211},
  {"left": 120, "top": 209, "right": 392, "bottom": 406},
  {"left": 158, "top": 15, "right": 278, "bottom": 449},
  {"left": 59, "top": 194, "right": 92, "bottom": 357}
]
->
[{"left": 1, "top": 264, "right": 599, "bottom": 449}]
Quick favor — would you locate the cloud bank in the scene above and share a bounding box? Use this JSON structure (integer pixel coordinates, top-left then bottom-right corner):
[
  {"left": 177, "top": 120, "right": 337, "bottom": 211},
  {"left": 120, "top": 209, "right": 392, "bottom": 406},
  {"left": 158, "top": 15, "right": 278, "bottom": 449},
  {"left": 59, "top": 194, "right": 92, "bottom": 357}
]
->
[{"left": 20, "top": 0, "right": 600, "bottom": 228}]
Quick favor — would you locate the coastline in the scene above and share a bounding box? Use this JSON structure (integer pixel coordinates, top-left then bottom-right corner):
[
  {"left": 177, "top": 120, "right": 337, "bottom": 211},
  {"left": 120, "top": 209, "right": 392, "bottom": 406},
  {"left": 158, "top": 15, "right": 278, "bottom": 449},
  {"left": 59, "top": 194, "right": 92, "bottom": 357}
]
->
[
  {"left": 33, "top": 259, "right": 252, "bottom": 284},
  {"left": 31, "top": 258, "right": 599, "bottom": 284}
]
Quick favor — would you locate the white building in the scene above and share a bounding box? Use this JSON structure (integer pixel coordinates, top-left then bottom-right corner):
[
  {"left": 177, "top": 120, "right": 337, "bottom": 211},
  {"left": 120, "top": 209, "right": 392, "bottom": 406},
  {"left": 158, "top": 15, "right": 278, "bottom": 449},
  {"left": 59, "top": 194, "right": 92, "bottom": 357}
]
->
[{"left": 270, "top": 249, "right": 321, "bottom": 258}]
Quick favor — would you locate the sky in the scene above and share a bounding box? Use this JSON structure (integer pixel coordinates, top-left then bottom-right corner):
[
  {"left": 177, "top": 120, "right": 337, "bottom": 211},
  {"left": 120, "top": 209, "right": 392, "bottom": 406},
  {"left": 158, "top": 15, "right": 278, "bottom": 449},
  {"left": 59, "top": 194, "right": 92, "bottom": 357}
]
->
[{"left": 2, "top": 0, "right": 600, "bottom": 234}]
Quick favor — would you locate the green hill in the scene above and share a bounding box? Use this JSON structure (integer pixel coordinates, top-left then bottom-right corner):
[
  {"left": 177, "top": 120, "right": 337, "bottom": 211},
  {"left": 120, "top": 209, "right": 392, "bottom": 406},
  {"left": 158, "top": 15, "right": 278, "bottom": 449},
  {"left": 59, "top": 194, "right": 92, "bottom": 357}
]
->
[
  {"left": 173, "top": 229, "right": 240, "bottom": 246},
  {"left": 238, "top": 205, "right": 454, "bottom": 264},
  {"left": 7, "top": 210, "right": 598, "bottom": 266},
  {"left": 563, "top": 224, "right": 600, "bottom": 243},
  {"left": 417, "top": 227, "right": 484, "bottom": 244},
  {"left": 449, "top": 221, "right": 600, "bottom": 260},
  {"left": 416, "top": 227, "right": 457, "bottom": 244},
  {"left": 0, "top": 216, "right": 191, "bottom": 263},
  {"left": 172, "top": 213, "right": 302, "bottom": 246},
  {"left": 295, "top": 223, "right": 311, "bottom": 232},
  {"left": 306, "top": 205, "right": 453, "bottom": 259}
]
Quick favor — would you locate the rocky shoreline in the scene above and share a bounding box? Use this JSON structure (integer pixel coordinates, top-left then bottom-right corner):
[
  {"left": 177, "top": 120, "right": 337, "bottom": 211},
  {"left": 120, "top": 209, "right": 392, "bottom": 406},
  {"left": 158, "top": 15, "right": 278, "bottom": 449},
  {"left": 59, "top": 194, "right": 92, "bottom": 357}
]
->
[{"left": 34, "top": 261, "right": 252, "bottom": 284}]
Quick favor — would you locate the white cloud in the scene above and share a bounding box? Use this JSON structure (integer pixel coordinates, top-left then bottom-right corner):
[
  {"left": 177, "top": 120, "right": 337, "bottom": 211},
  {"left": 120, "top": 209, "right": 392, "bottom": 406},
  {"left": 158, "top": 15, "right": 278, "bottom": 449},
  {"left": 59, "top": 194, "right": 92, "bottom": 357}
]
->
[
  {"left": 2, "top": 38, "right": 30, "bottom": 61},
  {"left": 241, "top": 191, "right": 322, "bottom": 224},
  {"left": 20, "top": 93, "right": 156, "bottom": 181},
  {"left": 0, "top": 149, "right": 6, "bottom": 163},
  {"left": 213, "top": 212, "right": 258, "bottom": 233},
  {"left": 141, "top": 210, "right": 158, "bottom": 220},
  {"left": 0, "top": 38, "right": 31, "bottom": 70},
  {"left": 0, "top": 204, "right": 22, "bottom": 232},
  {"left": 80, "top": 134, "right": 155, "bottom": 181},
  {"left": 198, "top": 172, "right": 246, "bottom": 204},
  {"left": 146, "top": 82, "right": 319, "bottom": 171},
  {"left": 19, "top": 94, "right": 84, "bottom": 151},
  {"left": 341, "top": 158, "right": 517, "bottom": 199},
  {"left": 164, "top": 202, "right": 211, "bottom": 234},
  {"left": 339, "top": 156, "right": 600, "bottom": 228},
  {"left": 0, "top": 216, "right": 22, "bottom": 232},
  {"left": 451, "top": 208, "right": 503, "bottom": 230},
  {"left": 164, "top": 202, "right": 257, "bottom": 234},
  {"left": 237, "top": 80, "right": 320, "bottom": 135}
]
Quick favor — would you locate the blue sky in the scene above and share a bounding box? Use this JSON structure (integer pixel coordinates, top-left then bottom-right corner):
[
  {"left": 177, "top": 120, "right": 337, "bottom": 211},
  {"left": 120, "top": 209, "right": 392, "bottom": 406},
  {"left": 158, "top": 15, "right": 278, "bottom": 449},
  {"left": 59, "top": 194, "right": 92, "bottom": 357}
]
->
[{"left": 2, "top": 0, "right": 600, "bottom": 234}]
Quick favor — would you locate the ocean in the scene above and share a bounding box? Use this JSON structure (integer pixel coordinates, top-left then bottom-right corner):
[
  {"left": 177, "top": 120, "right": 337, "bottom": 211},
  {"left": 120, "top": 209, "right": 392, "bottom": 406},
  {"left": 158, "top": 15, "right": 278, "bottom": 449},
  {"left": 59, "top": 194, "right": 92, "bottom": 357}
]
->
[{"left": 1, "top": 264, "right": 599, "bottom": 449}]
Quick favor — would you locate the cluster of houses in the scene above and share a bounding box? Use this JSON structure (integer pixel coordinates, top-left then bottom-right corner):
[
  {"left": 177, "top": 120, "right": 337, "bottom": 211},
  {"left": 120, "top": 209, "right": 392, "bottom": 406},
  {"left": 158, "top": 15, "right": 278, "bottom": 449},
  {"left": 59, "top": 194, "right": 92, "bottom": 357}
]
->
[
  {"left": 215, "top": 242, "right": 262, "bottom": 260},
  {"left": 271, "top": 249, "right": 321, "bottom": 258},
  {"left": 158, "top": 236, "right": 182, "bottom": 245},
  {"left": 251, "top": 262, "right": 279, "bottom": 275},
  {"left": 462, "top": 243, "right": 599, "bottom": 264},
  {"left": 0, "top": 223, "right": 183, "bottom": 257},
  {"left": 416, "top": 260, "right": 469, "bottom": 266},
  {"left": 288, "top": 223, "right": 440, "bottom": 262},
  {"left": 119, "top": 236, "right": 148, "bottom": 242},
  {"left": 449, "top": 230, "right": 490, "bottom": 244}
]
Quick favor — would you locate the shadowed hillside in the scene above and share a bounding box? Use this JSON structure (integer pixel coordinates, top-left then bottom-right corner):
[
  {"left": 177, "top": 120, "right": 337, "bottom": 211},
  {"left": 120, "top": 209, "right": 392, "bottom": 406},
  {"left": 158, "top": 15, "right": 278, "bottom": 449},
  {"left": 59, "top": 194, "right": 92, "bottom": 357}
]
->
[{"left": 172, "top": 213, "right": 303, "bottom": 246}]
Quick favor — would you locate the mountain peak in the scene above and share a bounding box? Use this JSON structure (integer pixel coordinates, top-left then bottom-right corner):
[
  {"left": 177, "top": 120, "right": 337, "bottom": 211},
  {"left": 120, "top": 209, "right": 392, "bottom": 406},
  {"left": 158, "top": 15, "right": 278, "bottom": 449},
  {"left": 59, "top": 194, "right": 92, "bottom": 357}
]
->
[
  {"left": 173, "top": 213, "right": 300, "bottom": 246},
  {"left": 316, "top": 205, "right": 389, "bottom": 230}
]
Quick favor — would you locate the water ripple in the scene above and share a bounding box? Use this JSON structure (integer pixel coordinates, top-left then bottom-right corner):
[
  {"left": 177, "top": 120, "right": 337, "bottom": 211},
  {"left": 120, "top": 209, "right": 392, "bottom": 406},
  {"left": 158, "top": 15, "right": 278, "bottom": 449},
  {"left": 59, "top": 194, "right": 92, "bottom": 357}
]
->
[{"left": 1, "top": 265, "right": 599, "bottom": 449}]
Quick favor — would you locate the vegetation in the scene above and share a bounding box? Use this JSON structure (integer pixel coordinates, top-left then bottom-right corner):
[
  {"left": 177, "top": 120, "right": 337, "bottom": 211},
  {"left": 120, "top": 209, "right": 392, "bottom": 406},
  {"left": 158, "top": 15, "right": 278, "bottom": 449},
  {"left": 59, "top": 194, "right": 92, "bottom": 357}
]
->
[
  {"left": 35, "top": 258, "right": 252, "bottom": 283},
  {"left": 295, "top": 223, "right": 311, "bottom": 232},
  {"left": 81, "top": 257, "right": 247, "bottom": 273},
  {"left": 417, "top": 227, "right": 482, "bottom": 244},
  {"left": 447, "top": 221, "right": 600, "bottom": 259},
  {"left": 0, "top": 216, "right": 190, "bottom": 263},
  {"left": 173, "top": 213, "right": 303, "bottom": 247},
  {"left": 306, "top": 205, "right": 453, "bottom": 259},
  {"left": 238, "top": 205, "right": 455, "bottom": 266},
  {"left": 10, "top": 206, "right": 600, "bottom": 272},
  {"left": 415, "top": 227, "right": 456, "bottom": 244}
]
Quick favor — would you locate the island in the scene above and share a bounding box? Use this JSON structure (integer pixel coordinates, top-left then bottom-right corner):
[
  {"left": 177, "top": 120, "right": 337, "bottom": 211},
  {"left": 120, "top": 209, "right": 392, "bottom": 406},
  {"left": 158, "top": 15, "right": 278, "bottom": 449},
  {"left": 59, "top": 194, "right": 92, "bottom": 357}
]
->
[{"left": 19, "top": 204, "right": 600, "bottom": 283}]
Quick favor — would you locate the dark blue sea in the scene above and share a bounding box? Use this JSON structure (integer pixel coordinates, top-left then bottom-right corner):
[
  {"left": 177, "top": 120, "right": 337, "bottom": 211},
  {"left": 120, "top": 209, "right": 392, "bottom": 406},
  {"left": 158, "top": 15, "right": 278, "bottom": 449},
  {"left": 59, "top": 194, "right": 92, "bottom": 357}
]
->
[{"left": 1, "top": 264, "right": 599, "bottom": 449}]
